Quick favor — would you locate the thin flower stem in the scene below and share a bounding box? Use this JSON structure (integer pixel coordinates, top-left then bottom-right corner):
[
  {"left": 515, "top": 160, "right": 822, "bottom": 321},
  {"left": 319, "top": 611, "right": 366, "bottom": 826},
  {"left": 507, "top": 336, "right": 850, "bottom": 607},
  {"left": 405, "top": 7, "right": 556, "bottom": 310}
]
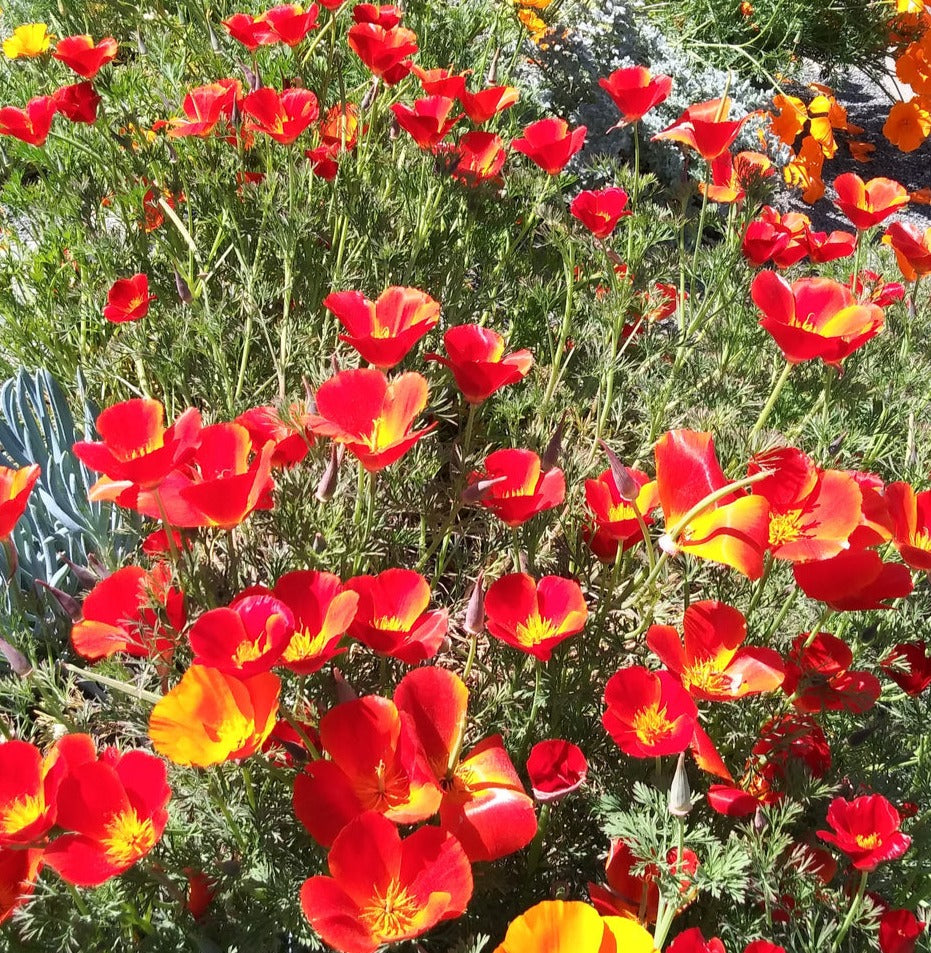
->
[
  {"left": 543, "top": 243, "right": 576, "bottom": 406},
  {"left": 831, "top": 869, "right": 868, "bottom": 953},
  {"left": 631, "top": 497, "right": 656, "bottom": 573},
  {"left": 153, "top": 489, "right": 182, "bottom": 564},
  {"left": 279, "top": 707, "right": 321, "bottom": 759},
  {"left": 749, "top": 360, "right": 793, "bottom": 446},
  {"left": 761, "top": 585, "right": 798, "bottom": 641},
  {"left": 463, "top": 633, "right": 478, "bottom": 680},
  {"left": 746, "top": 551, "right": 774, "bottom": 619},
  {"left": 61, "top": 663, "right": 161, "bottom": 705},
  {"left": 525, "top": 802, "right": 551, "bottom": 875},
  {"left": 520, "top": 658, "right": 544, "bottom": 763},
  {"left": 626, "top": 122, "right": 640, "bottom": 265}
]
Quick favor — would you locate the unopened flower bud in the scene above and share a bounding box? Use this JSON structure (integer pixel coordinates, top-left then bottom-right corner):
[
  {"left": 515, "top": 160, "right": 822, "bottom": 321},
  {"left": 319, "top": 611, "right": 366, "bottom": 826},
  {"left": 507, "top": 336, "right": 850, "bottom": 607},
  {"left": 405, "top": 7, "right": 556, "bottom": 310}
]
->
[
  {"left": 753, "top": 805, "right": 766, "bottom": 833},
  {"left": 485, "top": 47, "right": 500, "bottom": 86},
  {"left": 361, "top": 76, "right": 380, "bottom": 111},
  {"left": 598, "top": 439, "right": 639, "bottom": 501},
  {"left": 542, "top": 412, "right": 568, "bottom": 472},
  {"left": 135, "top": 30, "right": 147, "bottom": 55},
  {"left": 332, "top": 667, "right": 359, "bottom": 705},
  {"left": 207, "top": 20, "right": 221, "bottom": 52},
  {"left": 175, "top": 270, "right": 193, "bottom": 304},
  {"left": 36, "top": 581, "right": 81, "bottom": 622},
  {"left": 461, "top": 475, "right": 507, "bottom": 504},
  {"left": 0, "top": 636, "right": 31, "bottom": 677},
  {"left": 315, "top": 444, "right": 343, "bottom": 503},
  {"left": 667, "top": 752, "right": 692, "bottom": 817},
  {"left": 463, "top": 572, "right": 485, "bottom": 636},
  {"left": 241, "top": 62, "right": 261, "bottom": 93},
  {"left": 60, "top": 555, "right": 101, "bottom": 589}
]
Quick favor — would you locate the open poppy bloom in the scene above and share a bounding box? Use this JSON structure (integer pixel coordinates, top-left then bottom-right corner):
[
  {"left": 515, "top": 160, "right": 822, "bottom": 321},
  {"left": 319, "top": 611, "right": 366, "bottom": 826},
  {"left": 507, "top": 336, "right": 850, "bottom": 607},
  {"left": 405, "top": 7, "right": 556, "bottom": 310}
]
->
[
  {"left": 235, "top": 404, "right": 312, "bottom": 468},
  {"left": 883, "top": 221, "right": 931, "bottom": 280},
  {"left": 570, "top": 187, "right": 631, "bottom": 239},
  {"left": 52, "top": 82, "right": 100, "bottom": 124},
  {"left": 0, "top": 846, "right": 43, "bottom": 924},
  {"left": 751, "top": 271, "right": 885, "bottom": 366},
  {"left": 881, "top": 641, "right": 931, "bottom": 695},
  {"left": 879, "top": 908, "right": 925, "bottom": 953},
  {"left": 599, "top": 66, "right": 672, "bottom": 124},
  {"left": 167, "top": 80, "right": 240, "bottom": 138},
  {"left": 394, "top": 666, "right": 537, "bottom": 861},
  {"left": 52, "top": 35, "right": 118, "bottom": 77},
  {"left": 242, "top": 87, "right": 319, "bottom": 145},
  {"left": 149, "top": 665, "right": 280, "bottom": 766},
  {"left": 412, "top": 65, "right": 468, "bottom": 99},
  {"left": 300, "top": 811, "right": 472, "bottom": 953},
  {"left": 74, "top": 398, "right": 202, "bottom": 492},
  {"left": 258, "top": 4, "right": 319, "bottom": 45},
  {"left": 449, "top": 130, "right": 508, "bottom": 186},
  {"left": 3, "top": 23, "right": 50, "bottom": 58},
  {"left": 494, "top": 899, "right": 655, "bottom": 953},
  {"left": 647, "top": 601, "right": 784, "bottom": 701},
  {"left": 426, "top": 324, "right": 532, "bottom": 403},
  {"left": 653, "top": 97, "right": 748, "bottom": 161},
  {"left": 190, "top": 593, "right": 295, "bottom": 676},
  {"left": 782, "top": 632, "right": 880, "bottom": 713},
  {"left": 654, "top": 429, "right": 770, "bottom": 580},
  {"left": 511, "top": 117, "right": 587, "bottom": 174},
  {"left": 0, "top": 96, "right": 58, "bottom": 146},
  {"left": 324, "top": 286, "right": 440, "bottom": 369},
  {"left": 222, "top": 12, "right": 267, "bottom": 49},
  {"left": 305, "top": 369, "right": 436, "bottom": 471},
  {"left": 292, "top": 694, "right": 442, "bottom": 846},
  {"left": 103, "top": 273, "right": 156, "bottom": 323},
  {"left": 0, "top": 463, "right": 40, "bottom": 541},
  {"left": 345, "top": 568, "right": 447, "bottom": 664},
  {"left": 833, "top": 172, "right": 909, "bottom": 230},
  {"left": 320, "top": 102, "right": 363, "bottom": 150},
  {"left": 391, "top": 96, "right": 461, "bottom": 149},
  {"left": 793, "top": 549, "right": 913, "bottom": 611},
  {"left": 741, "top": 206, "right": 811, "bottom": 268},
  {"left": 818, "top": 794, "right": 910, "bottom": 870},
  {"left": 603, "top": 666, "right": 698, "bottom": 758},
  {"left": 71, "top": 563, "right": 186, "bottom": 661},
  {"left": 44, "top": 739, "right": 170, "bottom": 887},
  {"left": 805, "top": 228, "right": 857, "bottom": 263},
  {"left": 883, "top": 98, "right": 931, "bottom": 153},
  {"left": 466, "top": 448, "right": 565, "bottom": 527},
  {"left": 0, "top": 738, "right": 72, "bottom": 846},
  {"left": 583, "top": 466, "right": 658, "bottom": 562},
  {"left": 347, "top": 22, "right": 418, "bottom": 85},
  {"left": 484, "top": 573, "right": 587, "bottom": 661},
  {"left": 526, "top": 739, "right": 587, "bottom": 802},
  {"left": 459, "top": 84, "right": 519, "bottom": 123},
  {"left": 884, "top": 481, "right": 931, "bottom": 570}
]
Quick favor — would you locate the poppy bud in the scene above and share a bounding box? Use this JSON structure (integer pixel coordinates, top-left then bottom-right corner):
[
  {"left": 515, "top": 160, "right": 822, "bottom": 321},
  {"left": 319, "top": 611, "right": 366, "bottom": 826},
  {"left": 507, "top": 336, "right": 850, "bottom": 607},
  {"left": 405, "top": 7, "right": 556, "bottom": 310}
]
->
[
  {"left": 361, "top": 76, "right": 379, "bottom": 111},
  {"left": 175, "top": 270, "right": 193, "bottom": 304},
  {"left": 242, "top": 63, "right": 261, "bottom": 93},
  {"left": 35, "top": 581, "right": 82, "bottom": 621},
  {"left": 312, "top": 532, "right": 327, "bottom": 553},
  {"left": 332, "top": 667, "right": 359, "bottom": 704},
  {"left": 667, "top": 752, "right": 692, "bottom": 817},
  {"left": 485, "top": 47, "right": 500, "bottom": 86},
  {"left": 461, "top": 475, "right": 507, "bottom": 504},
  {"left": 754, "top": 805, "right": 766, "bottom": 833},
  {"left": 60, "top": 555, "right": 103, "bottom": 589},
  {"left": 135, "top": 30, "right": 147, "bottom": 55},
  {"left": 598, "top": 439, "right": 639, "bottom": 501},
  {"left": 463, "top": 572, "right": 485, "bottom": 636},
  {"left": 0, "top": 635, "right": 31, "bottom": 676},
  {"left": 207, "top": 20, "right": 221, "bottom": 52},
  {"left": 315, "top": 444, "right": 343, "bottom": 503},
  {"left": 541, "top": 412, "right": 567, "bottom": 472}
]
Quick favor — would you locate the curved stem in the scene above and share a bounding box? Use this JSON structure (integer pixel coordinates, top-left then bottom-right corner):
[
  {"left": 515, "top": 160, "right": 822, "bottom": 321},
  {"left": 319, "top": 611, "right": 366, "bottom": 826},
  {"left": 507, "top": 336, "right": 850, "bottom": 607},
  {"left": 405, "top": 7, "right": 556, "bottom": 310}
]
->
[{"left": 831, "top": 869, "right": 868, "bottom": 953}]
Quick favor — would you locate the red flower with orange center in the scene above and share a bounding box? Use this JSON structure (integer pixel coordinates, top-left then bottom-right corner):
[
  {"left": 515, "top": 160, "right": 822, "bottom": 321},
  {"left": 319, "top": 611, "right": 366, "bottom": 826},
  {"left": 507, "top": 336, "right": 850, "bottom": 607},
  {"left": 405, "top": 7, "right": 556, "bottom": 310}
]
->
[
  {"left": 103, "top": 273, "right": 156, "bottom": 323},
  {"left": 305, "top": 368, "right": 437, "bottom": 471},
  {"left": 484, "top": 573, "right": 587, "bottom": 661},
  {"left": 883, "top": 221, "right": 931, "bottom": 280},
  {"left": 0, "top": 738, "right": 71, "bottom": 847},
  {"left": 394, "top": 666, "right": 537, "bottom": 861},
  {"left": 834, "top": 172, "right": 909, "bottom": 230},
  {"left": 0, "top": 96, "right": 58, "bottom": 147},
  {"left": 52, "top": 34, "right": 118, "bottom": 78},
  {"left": 347, "top": 22, "right": 418, "bottom": 85},
  {"left": 345, "top": 568, "right": 447, "bottom": 664},
  {"left": 324, "top": 286, "right": 440, "bottom": 369},
  {"left": 647, "top": 601, "right": 784, "bottom": 702},
  {"left": 242, "top": 87, "right": 319, "bottom": 145},
  {"left": 817, "top": 794, "right": 910, "bottom": 871},
  {"left": 583, "top": 466, "right": 658, "bottom": 563},
  {"left": 459, "top": 84, "right": 519, "bottom": 123},
  {"left": 598, "top": 66, "right": 672, "bottom": 124},
  {"left": 449, "top": 130, "right": 507, "bottom": 186},
  {"left": 0, "top": 464, "right": 39, "bottom": 541},
  {"left": 149, "top": 665, "right": 280, "bottom": 766},
  {"left": 603, "top": 666, "right": 698, "bottom": 758},
  {"left": 235, "top": 404, "right": 313, "bottom": 468},
  {"left": 258, "top": 3, "right": 319, "bottom": 45},
  {"left": 570, "top": 187, "right": 631, "bottom": 239},
  {"left": 167, "top": 80, "right": 240, "bottom": 138},
  {"left": 0, "top": 846, "right": 43, "bottom": 924},
  {"left": 466, "top": 448, "right": 565, "bottom": 528},
  {"left": 300, "top": 811, "right": 472, "bottom": 953},
  {"left": 512, "top": 117, "right": 587, "bottom": 174},
  {"left": 881, "top": 641, "right": 931, "bottom": 695},
  {"left": 320, "top": 102, "right": 363, "bottom": 150},
  {"left": 782, "top": 632, "right": 881, "bottom": 713},
  {"left": 391, "top": 95, "right": 461, "bottom": 149},
  {"left": 653, "top": 97, "right": 748, "bottom": 161},
  {"left": 751, "top": 271, "right": 885, "bottom": 366},
  {"left": 292, "top": 694, "right": 442, "bottom": 846}
]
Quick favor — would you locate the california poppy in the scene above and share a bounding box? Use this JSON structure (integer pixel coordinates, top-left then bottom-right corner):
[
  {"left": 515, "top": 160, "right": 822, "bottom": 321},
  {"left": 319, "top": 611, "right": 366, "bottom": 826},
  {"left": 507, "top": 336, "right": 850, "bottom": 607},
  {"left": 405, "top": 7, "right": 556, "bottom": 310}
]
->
[
  {"left": 0, "top": 464, "right": 39, "bottom": 540},
  {"left": 653, "top": 97, "right": 748, "bottom": 161},
  {"left": 52, "top": 81, "right": 100, "bottom": 124},
  {"left": 391, "top": 96, "right": 461, "bottom": 149},
  {"left": 599, "top": 66, "right": 672, "bottom": 124},
  {"left": 459, "top": 84, "right": 519, "bottom": 123},
  {"left": 103, "top": 273, "right": 156, "bottom": 323},
  {"left": 833, "top": 172, "right": 910, "bottom": 230},
  {"left": 793, "top": 549, "right": 913, "bottom": 611},
  {"left": 52, "top": 34, "right": 118, "bottom": 77},
  {"left": 449, "top": 130, "right": 508, "bottom": 185},
  {"left": 242, "top": 87, "right": 319, "bottom": 145},
  {"left": 583, "top": 466, "right": 658, "bottom": 562},
  {"left": 879, "top": 908, "right": 925, "bottom": 953},
  {"left": 883, "top": 98, "right": 931, "bottom": 153},
  {"left": 570, "top": 187, "right": 631, "bottom": 239},
  {"left": 347, "top": 22, "right": 418, "bottom": 85},
  {"left": 0, "top": 739, "right": 69, "bottom": 846},
  {"left": 0, "top": 96, "right": 58, "bottom": 146},
  {"left": 742, "top": 206, "right": 810, "bottom": 268},
  {"left": 3, "top": 23, "right": 50, "bottom": 59},
  {"left": 466, "top": 448, "right": 565, "bottom": 527},
  {"left": 320, "top": 102, "right": 363, "bottom": 150},
  {"left": 782, "top": 632, "right": 880, "bottom": 713},
  {"left": 0, "top": 847, "right": 43, "bottom": 924},
  {"left": 526, "top": 739, "right": 587, "bottom": 802},
  {"left": 883, "top": 221, "right": 931, "bottom": 280},
  {"left": 167, "top": 80, "right": 240, "bottom": 138},
  {"left": 884, "top": 481, "right": 931, "bottom": 570},
  {"left": 300, "top": 811, "right": 472, "bottom": 953},
  {"left": 667, "top": 928, "right": 726, "bottom": 953},
  {"left": 880, "top": 642, "right": 931, "bottom": 695},
  {"left": 235, "top": 404, "right": 312, "bottom": 468},
  {"left": 258, "top": 4, "right": 319, "bottom": 45},
  {"left": 511, "top": 117, "right": 587, "bottom": 174},
  {"left": 412, "top": 65, "right": 468, "bottom": 99},
  {"left": 818, "top": 795, "right": 910, "bottom": 871}
]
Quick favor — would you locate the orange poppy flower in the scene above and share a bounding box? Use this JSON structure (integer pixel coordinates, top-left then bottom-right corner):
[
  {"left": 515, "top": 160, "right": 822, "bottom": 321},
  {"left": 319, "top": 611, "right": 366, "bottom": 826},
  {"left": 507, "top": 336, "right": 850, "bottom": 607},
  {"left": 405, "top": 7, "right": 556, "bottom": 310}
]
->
[
  {"left": 394, "top": 666, "right": 538, "bottom": 861},
  {"left": 448, "top": 130, "right": 508, "bottom": 186},
  {"left": 466, "top": 448, "right": 565, "bottom": 527},
  {"left": 647, "top": 601, "right": 784, "bottom": 701},
  {"left": 512, "top": 117, "right": 587, "bottom": 174},
  {"left": 654, "top": 430, "right": 770, "bottom": 579},
  {"left": 149, "top": 665, "right": 280, "bottom": 766},
  {"left": 459, "top": 84, "right": 519, "bottom": 123},
  {"left": 583, "top": 466, "right": 658, "bottom": 562},
  {"left": 347, "top": 22, "right": 418, "bottom": 85},
  {"left": 103, "top": 273, "right": 156, "bottom": 323},
  {"left": 242, "top": 87, "right": 319, "bottom": 145},
  {"left": 742, "top": 206, "right": 810, "bottom": 268},
  {"left": 570, "top": 187, "right": 631, "bottom": 238},
  {"left": 320, "top": 102, "right": 363, "bottom": 150},
  {"left": 3, "top": 23, "right": 51, "bottom": 59},
  {"left": 167, "top": 80, "right": 240, "bottom": 138},
  {"left": 0, "top": 847, "right": 43, "bottom": 924},
  {"left": 235, "top": 404, "right": 313, "bottom": 468},
  {"left": 886, "top": 481, "right": 931, "bottom": 570},
  {"left": 305, "top": 368, "right": 437, "bottom": 471},
  {"left": 391, "top": 95, "right": 461, "bottom": 149},
  {"left": 598, "top": 66, "right": 672, "bottom": 125},
  {"left": 793, "top": 550, "right": 913, "bottom": 612},
  {"left": 257, "top": 3, "right": 319, "bottom": 45},
  {"left": 52, "top": 34, "right": 118, "bottom": 77},
  {"left": 884, "top": 97, "right": 931, "bottom": 152},
  {"left": 324, "top": 286, "right": 440, "bottom": 369},
  {"left": 292, "top": 694, "right": 442, "bottom": 846},
  {"left": 883, "top": 221, "right": 931, "bottom": 280},
  {"left": 833, "top": 172, "right": 909, "bottom": 230},
  {"left": 0, "top": 738, "right": 72, "bottom": 847},
  {"left": 0, "top": 464, "right": 39, "bottom": 541},
  {"left": 300, "top": 811, "right": 472, "bottom": 953},
  {"left": 412, "top": 65, "right": 468, "bottom": 99},
  {"left": 653, "top": 97, "right": 748, "bottom": 161},
  {"left": 783, "top": 135, "right": 826, "bottom": 203}
]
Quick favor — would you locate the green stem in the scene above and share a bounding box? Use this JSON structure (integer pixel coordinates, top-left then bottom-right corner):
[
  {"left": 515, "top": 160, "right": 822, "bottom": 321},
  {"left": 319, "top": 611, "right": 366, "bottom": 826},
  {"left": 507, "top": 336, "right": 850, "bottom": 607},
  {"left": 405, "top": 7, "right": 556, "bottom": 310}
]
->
[
  {"left": 746, "top": 551, "right": 774, "bottom": 619},
  {"left": 463, "top": 633, "right": 478, "bottom": 680},
  {"left": 62, "top": 663, "right": 161, "bottom": 705},
  {"left": 542, "top": 243, "right": 576, "bottom": 406},
  {"left": 831, "top": 870, "right": 868, "bottom": 953},
  {"left": 520, "top": 658, "right": 544, "bottom": 762},
  {"left": 749, "top": 360, "right": 793, "bottom": 446}
]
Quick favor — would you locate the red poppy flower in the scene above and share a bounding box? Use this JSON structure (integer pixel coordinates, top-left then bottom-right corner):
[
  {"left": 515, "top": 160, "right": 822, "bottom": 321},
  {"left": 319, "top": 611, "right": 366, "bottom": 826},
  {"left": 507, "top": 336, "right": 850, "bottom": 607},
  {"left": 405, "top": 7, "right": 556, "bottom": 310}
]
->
[
  {"left": 394, "top": 666, "right": 537, "bottom": 861},
  {"left": 103, "top": 273, "right": 156, "bottom": 323},
  {"left": 412, "top": 65, "right": 468, "bottom": 99},
  {"left": 0, "top": 96, "right": 58, "bottom": 146},
  {"left": 654, "top": 429, "right": 770, "bottom": 580},
  {"left": 149, "top": 665, "right": 280, "bottom": 767},
  {"left": 603, "top": 666, "right": 698, "bottom": 758},
  {"left": 883, "top": 221, "right": 931, "bottom": 280},
  {"left": 0, "top": 464, "right": 39, "bottom": 541},
  {"left": 653, "top": 98, "right": 748, "bottom": 161},
  {"left": 526, "top": 739, "right": 587, "bottom": 802},
  {"left": 598, "top": 66, "right": 672, "bottom": 124},
  {"left": 344, "top": 568, "right": 447, "bottom": 664},
  {"left": 324, "top": 286, "right": 440, "bottom": 369},
  {"left": 347, "top": 22, "right": 418, "bottom": 85},
  {"left": 222, "top": 12, "right": 266, "bottom": 50},
  {"left": 466, "top": 448, "right": 565, "bottom": 528},
  {"left": 300, "top": 811, "right": 472, "bottom": 953},
  {"left": 258, "top": 3, "right": 319, "bottom": 45},
  {"left": 806, "top": 229, "right": 857, "bottom": 263},
  {"left": 392, "top": 95, "right": 461, "bottom": 149},
  {"left": 242, "top": 87, "right": 319, "bottom": 145},
  {"left": 0, "top": 846, "right": 42, "bottom": 924},
  {"left": 74, "top": 398, "right": 202, "bottom": 492},
  {"left": 306, "top": 144, "right": 340, "bottom": 178},
  {"left": 305, "top": 368, "right": 436, "bottom": 472},
  {"left": 512, "top": 117, "right": 587, "bottom": 174},
  {"left": 744, "top": 942, "right": 786, "bottom": 953},
  {"left": 742, "top": 207, "right": 810, "bottom": 268},
  {"left": 352, "top": 4, "right": 404, "bottom": 28},
  {"left": 666, "top": 928, "right": 726, "bottom": 953},
  {"left": 268, "top": 570, "right": 359, "bottom": 674},
  {"left": 570, "top": 187, "right": 631, "bottom": 239},
  {"left": 850, "top": 269, "right": 906, "bottom": 308},
  {"left": 292, "top": 694, "right": 442, "bottom": 846},
  {"left": 793, "top": 549, "right": 913, "bottom": 611},
  {"left": 52, "top": 81, "right": 100, "bottom": 124},
  {"left": 647, "top": 600, "right": 784, "bottom": 701},
  {"left": 751, "top": 271, "right": 884, "bottom": 366},
  {"left": 782, "top": 632, "right": 880, "bottom": 713},
  {"left": 0, "top": 739, "right": 71, "bottom": 847},
  {"left": 425, "top": 324, "right": 532, "bottom": 404},
  {"left": 484, "top": 573, "right": 587, "bottom": 661},
  {"left": 449, "top": 130, "right": 507, "bottom": 186},
  {"left": 884, "top": 481, "right": 931, "bottom": 570},
  {"left": 52, "top": 35, "right": 118, "bottom": 78},
  {"left": 235, "top": 404, "right": 312, "bottom": 468},
  {"left": 44, "top": 741, "right": 170, "bottom": 887},
  {"left": 460, "top": 84, "right": 519, "bottom": 123},
  {"left": 879, "top": 908, "right": 925, "bottom": 953},
  {"left": 168, "top": 80, "right": 240, "bottom": 138},
  {"left": 71, "top": 563, "right": 185, "bottom": 661},
  {"left": 818, "top": 794, "right": 910, "bottom": 871},
  {"left": 583, "top": 466, "right": 658, "bottom": 562},
  {"left": 752, "top": 713, "right": 831, "bottom": 789},
  {"left": 880, "top": 642, "right": 931, "bottom": 695},
  {"left": 834, "top": 172, "right": 909, "bottom": 230}
]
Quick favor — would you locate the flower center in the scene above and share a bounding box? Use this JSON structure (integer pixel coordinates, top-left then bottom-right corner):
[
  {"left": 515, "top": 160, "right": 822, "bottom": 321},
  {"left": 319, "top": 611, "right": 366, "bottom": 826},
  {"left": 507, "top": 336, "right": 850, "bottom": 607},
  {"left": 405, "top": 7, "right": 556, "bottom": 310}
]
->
[
  {"left": 372, "top": 615, "right": 407, "bottom": 632},
  {"left": 102, "top": 809, "right": 157, "bottom": 867},
  {"left": 607, "top": 502, "right": 635, "bottom": 522},
  {"left": 356, "top": 759, "right": 411, "bottom": 813},
  {"left": 283, "top": 629, "right": 328, "bottom": 663},
  {"left": 632, "top": 703, "right": 673, "bottom": 746},
  {"left": 360, "top": 878, "right": 421, "bottom": 941},
  {"left": 911, "top": 530, "right": 931, "bottom": 552},
  {"left": 683, "top": 659, "right": 732, "bottom": 696},
  {"left": 514, "top": 614, "right": 558, "bottom": 647},
  {"left": 854, "top": 832, "right": 880, "bottom": 850},
  {"left": 0, "top": 794, "right": 44, "bottom": 835},
  {"left": 206, "top": 716, "right": 254, "bottom": 754},
  {"left": 233, "top": 639, "right": 265, "bottom": 665},
  {"left": 786, "top": 312, "right": 820, "bottom": 333},
  {"left": 768, "top": 510, "right": 804, "bottom": 547}
]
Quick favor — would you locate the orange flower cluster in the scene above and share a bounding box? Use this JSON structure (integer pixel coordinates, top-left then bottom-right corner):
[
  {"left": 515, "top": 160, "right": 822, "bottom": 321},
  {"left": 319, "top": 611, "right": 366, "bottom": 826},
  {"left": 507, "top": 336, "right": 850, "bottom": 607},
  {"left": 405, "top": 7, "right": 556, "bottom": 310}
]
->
[{"left": 888, "top": 2, "right": 931, "bottom": 151}]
